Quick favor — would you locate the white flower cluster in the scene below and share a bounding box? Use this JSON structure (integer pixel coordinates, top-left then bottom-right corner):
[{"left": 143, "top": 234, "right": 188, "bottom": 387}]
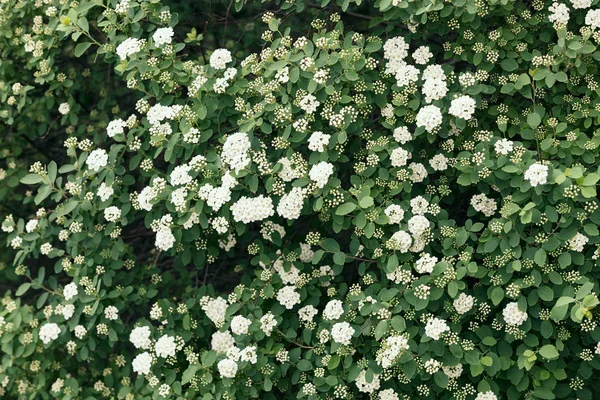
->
[
  {"left": 503, "top": 302, "right": 528, "bottom": 326},
  {"left": 130, "top": 326, "right": 151, "bottom": 349},
  {"left": 132, "top": 352, "right": 153, "bottom": 375},
  {"left": 39, "top": 323, "right": 61, "bottom": 344},
  {"left": 453, "top": 293, "right": 475, "bottom": 314},
  {"left": 104, "top": 206, "right": 121, "bottom": 222},
  {"left": 299, "top": 94, "right": 320, "bottom": 114},
  {"left": 210, "top": 48, "right": 232, "bottom": 69},
  {"left": 376, "top": 335, "right": 409, "bottom": 368},
  {"left": 153, "top": 215, "right": 175, "bottom": 251},
  {"left": 230, "top": 315, "right": 251, "bottom": 335},
  {"left": 276, "top": 286, "right": 301, "bottom": 309},
  {"left": 331, "top": 321, "right": 354, "bottom": 345},
  {"left": 323, "top": 300, "right": 344, "bottom": 320},
  {"left": 63, "top": 282, "right": 78, "bottom": 300},
  {"left": 414, "top": 252, "right": 438, "bottom": 274},
  {"left": 221, "top": 132, "right": 251, "bottom": 173},
  {"left": 202, "top": 297, "right": 228, "bottom": 327},
  {"left": 470, "top": 193, "right": 497, "bottom": 217},
  {"left": 309, "top": 162, "right": 334, "bottom": 188},
  {"left": 355, "top": 370, "right": 380, "bottom": 393},
  {"left": 230, "top": 195, "right": 274, "bottom": 224},
  {"left": 475, "top": 391, "right": 498, "bottom": 400},
  {"left": 387, "top": 230, "right": 412, "bottom": 252},
  {"left": 211, "top": 330, "right": 235, "bottom": 354},
  {"left": 549, "top": 2, "right": 570, "bottom": 25},
  {"left": 308, "top": 131, "right": 330, "bottom": 152},
  {"left": 568, "top": 232, "right": 589, "bottom": 252},
  {"left": 106, "top": 118, "right": 127, "bottom": 137},
  {"left": 416, "top": 104, "right": 443, "bottom": 133},
  {"left": 571, "top": 0, "right": 591, "bottom": 8},
  {"left": 586, "top": 9, "right": 600, "bottom": 28},
  {"left": 524, "top": 162, "right": 549, "bottom": 187},
  {"left": 86, "top": 149, "right": 108, "bottom": 172},
  {"left": 155, "top": 334, "right": 177, "bottom": 358},
  {"left": 384, "top": 204, "right": 404, "bottom": 224},
  {"left": 393, "top": 126, "right": 412, "bottom": 144},
  {"left": 424, "top": 317, "right": 449, "bottom": 340},
  {"left": 390, "top": 147, "right": 410, "bottom": 167},
  {"left": 494, "top": 138, "right": 514, "bottom": 155},
  {"left": 277, "top": 187, "right": 305, "bottom": 220},
  {"left": 448, "top": 95, "right": 476, "bottom": 120},
  {"left": 152, "top": 27, "right": 174, "bottom": 47},
  {"left": 116, "top": 37, "right": 143, "bottom": 60}
]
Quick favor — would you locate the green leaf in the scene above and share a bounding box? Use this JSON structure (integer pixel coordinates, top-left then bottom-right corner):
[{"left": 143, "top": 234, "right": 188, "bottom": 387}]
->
[
  {"left": 491, "top": 287, "right": 504, "bottom": 306},
  {"left": 15, "top": 283, "right": 31, "bottom": 296},
  {"left": 527, "top": 112, "right": 541, "bottom": 129},
  {"left": 539, "top": 344, "right": 559, "bottom": 360},
  {"left": 297, "top": 359, "right": 312, "bottom": 371},
  {"left": 74, "top": 42, "right": 93, "bottom": 57},
  {"left": 335, "top": 202, "right": 356, "bottom": 215},
  {"left": 20, "top": 174, "right": 42, "bottom": 185},
  {"left": 500, "top": 58, "right": 519, "bottom": 72},
  {"left": 182, "top": 365, "right": 200, "bottom": 385}
]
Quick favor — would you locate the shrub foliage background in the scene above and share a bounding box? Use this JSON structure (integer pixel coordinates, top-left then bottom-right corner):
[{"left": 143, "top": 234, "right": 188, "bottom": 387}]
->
[{"left": 1, "top": 0, "right": 600, "bottom": 399}]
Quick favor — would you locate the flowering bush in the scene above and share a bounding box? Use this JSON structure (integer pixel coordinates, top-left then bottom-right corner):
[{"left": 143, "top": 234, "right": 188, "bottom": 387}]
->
[{"left": 1, "top": 0, "right": 600, "bottom": 399}]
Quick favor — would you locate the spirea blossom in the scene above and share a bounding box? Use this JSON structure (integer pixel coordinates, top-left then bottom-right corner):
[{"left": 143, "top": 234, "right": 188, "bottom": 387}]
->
[
  {"left": 471, "top": 193, "right": 497, "bottom": 217},
  {"left": 524, "top": 162, "right": 549, "bottom": 187},
  {"left": 494, "top": 138, "right": 514, "bottom": 155},
  {"left": 331, "top": 321, "right": 354, "bottom": 345},
  {"left": 221, "top": 132, "right": 251, "bottom": 172},
  {"left": 571, "top": 0, "right": 591, "bottom": 8},
  {"left": 568, "top": 232, "right": 589, "bottom": 252},
  {"left": 155, "top": 335, "right": 177, "bottom": 358},
  {"left": 309, "top": 162, "right": 334, "bottom": 188},
  {"left": 387, "top": 231, "right": 412, "bottom": 252},
  {"left": 448, "top": 95, "right": 476, "bottom": 120},
  {"left": 230, "top": 195, "right": 274, "bottom": 224},
  {"left": 393, "top": 126, "right": 412, "bottom": 144},
  {"left": 308, "top": 131, "right": 330, "bottom": 152},
  {"left": 475, "top": 391, "right": 498, "bottom": 400},
  {"left": 86, "top": 149, "right": 108, "bottom": 172},
  {"left": 453, "top": 293, "right": 475, "bottom": 314},
  {"left": 169, "top": 165, "right": 192, "bottom": 186},
  {"left": 355, "top": 370, "right": 380, "bottom": 393},
  {"left": 277, "top": 187, "right": 304, "bottom": 220},
  {"left": 415, "top": 253, "right": 438, "bottom": 274},
  {"left": 58, "top": 102, "right": 70, "bottom": 115},
  {"left": 217, "top": 358, "right": 238, "bottom": 378},
  {"left": 407, "top": 215, "right": 430, "bottom": 236},
  {"left": 277, "top": 286, "right": 301, "bottom": 309},
  {"left": 390, "top": 147, "right": 410, "bottom": 167},
  {"left": 130, "top": 326, "right": 152, "bottom": 349},
  {"left": 503, "top": 302, "right": 528, "bottom": 326},
  {"left": 210, "top": 48, "right": 232, "bottom": 69},
  {"left": 211, "top": 330, "right": 235, "bottom": 354},
  {"left": 384, "top": 204, "right": 405, "bottom": 224},
  {"left": 416, "top": 105, "right": 443, "bottom": 132},
  {"left": 106, "top": 119, "right": 127, "bottom": 137},
  {"left": 204, "top": 297, "right": 228, "bottom": 326},
  {"left": 323, "top": 300, "right": 344, "bottom": 320},
  {"left": 424, "top": 317, "right": 449, "bottom": 340},
  {"left": 230, "top": 315, "right": 252, "bottom": 335},
  {"left": 116, "top": 37, "right": 143, "bottom": 60},
  {"left": 104, "top": 206, "right": 121, "bottom": 222},
  {"left": 152, "top": 27, "right": 174, "bottom": 47},
  {"left": 63, "top": 282, "right": 78, "bottom": 301},
  {"left": 132, "top": 352, "right": 153, "bottom": 375},
  {"left": 549, "top": 2, "right": 570, "bottom": 25},
  {"left": 39, "top": 323, "right": 61, "bottom": 344}
]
